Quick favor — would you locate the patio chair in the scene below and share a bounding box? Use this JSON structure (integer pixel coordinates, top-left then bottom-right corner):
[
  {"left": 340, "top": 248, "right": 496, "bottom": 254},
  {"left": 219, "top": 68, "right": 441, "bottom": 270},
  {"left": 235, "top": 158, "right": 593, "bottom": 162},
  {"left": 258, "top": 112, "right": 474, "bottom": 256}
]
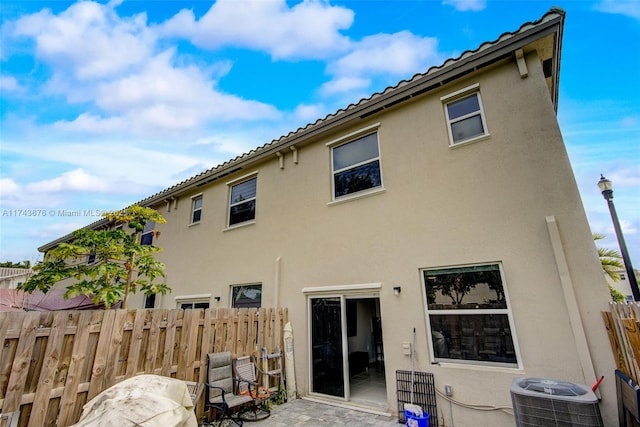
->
[
  {"left": 233, "top": 356, "right": 271, "bottom": 420},
  {"left": 202, "top": 351, "right": 256, "bottom": 426},
  {"left": 185, "top": 381, "right": 204, "bottom": 420}
]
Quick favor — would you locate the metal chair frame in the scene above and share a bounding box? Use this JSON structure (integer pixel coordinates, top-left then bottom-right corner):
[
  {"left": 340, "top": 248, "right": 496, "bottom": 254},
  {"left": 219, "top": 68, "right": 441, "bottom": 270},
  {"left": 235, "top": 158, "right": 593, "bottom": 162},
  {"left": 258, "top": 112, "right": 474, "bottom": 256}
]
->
[{"left": 202, "top": 352, "right": 270, "bottom": 426}]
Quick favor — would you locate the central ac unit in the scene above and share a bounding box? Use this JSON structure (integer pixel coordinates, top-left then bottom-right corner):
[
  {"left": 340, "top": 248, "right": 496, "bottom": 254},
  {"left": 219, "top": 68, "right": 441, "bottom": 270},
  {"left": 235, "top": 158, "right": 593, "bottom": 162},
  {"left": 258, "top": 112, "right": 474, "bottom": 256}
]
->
[{"left": 510, "top": 377, "right": 604, "bottom": 427}]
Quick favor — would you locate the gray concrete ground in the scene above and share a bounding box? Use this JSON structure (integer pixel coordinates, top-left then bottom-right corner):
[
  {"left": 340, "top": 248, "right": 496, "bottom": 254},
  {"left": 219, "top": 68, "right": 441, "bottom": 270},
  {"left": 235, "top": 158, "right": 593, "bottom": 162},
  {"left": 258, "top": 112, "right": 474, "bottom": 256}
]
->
[{"left": 265, "top": 398, "right": 401, "bottom": 426}]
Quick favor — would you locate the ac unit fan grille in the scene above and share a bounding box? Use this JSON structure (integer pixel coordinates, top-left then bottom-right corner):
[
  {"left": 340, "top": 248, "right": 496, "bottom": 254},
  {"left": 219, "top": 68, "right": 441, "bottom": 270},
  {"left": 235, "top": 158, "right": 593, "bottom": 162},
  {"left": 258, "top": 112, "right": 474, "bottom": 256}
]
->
[{"left": 512, "top": 394, "right": 604, "bottom": 427}]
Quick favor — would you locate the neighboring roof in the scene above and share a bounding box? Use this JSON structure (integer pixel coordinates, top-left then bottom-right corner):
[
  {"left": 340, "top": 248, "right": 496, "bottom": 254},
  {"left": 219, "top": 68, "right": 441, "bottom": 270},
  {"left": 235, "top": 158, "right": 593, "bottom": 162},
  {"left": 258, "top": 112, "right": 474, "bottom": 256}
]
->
[
  {"left": 0, "top": 267, "right": 33, "bottom": 279},
  {"left": 0, "top": 288, "right": 117, "bottom": 312},
  {"left": 39, "top": 8, "right": 565, "bottom": 252}
]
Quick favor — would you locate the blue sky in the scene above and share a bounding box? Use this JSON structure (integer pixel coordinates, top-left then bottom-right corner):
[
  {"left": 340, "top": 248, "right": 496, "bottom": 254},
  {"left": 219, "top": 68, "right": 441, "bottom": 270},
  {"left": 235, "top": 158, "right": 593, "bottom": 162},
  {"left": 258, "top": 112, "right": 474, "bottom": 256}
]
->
[{"left": 1, "top": 0, "right": 639, "bottom": 269}]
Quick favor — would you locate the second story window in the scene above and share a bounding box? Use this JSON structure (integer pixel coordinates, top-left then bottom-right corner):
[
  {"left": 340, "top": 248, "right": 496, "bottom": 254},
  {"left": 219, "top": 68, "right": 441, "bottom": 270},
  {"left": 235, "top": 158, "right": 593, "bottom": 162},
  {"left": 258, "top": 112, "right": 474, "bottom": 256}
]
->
[
  {"left": 229, "top": 177, "right": 257, "bottom": 226},
  {"left": 191, "top": 195, "right": 203, "bottom": 224},
  {"left": 140, "top": 220, "right": 155, "bottom": 245},
  {"left": 442, "top": 84, "right": 489, "bottom": 145},
  {"left": 332, "top": 132, "right": 382, "bottom": 199}
]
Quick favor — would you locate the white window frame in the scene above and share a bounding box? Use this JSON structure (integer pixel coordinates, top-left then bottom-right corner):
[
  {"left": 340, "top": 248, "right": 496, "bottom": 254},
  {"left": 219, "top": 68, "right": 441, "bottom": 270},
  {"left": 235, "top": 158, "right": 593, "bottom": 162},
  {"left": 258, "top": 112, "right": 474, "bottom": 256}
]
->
[
  {"left": 441, "top": 83, "right": 490, "bottom": 146},
  {"left": 421, "top": 262, "right": 521, "bottom": 369},
  {"left": 175, "top": 294, "right": 211, "bottom": 309},
  {"left": 190, "top": 194, "right": 203, "bottom": 225},
  {"left": 326, "top": 123, "right": 384, "bottom": 202},
  {"left": 226, "top": 172, "right": 258, "bottom": 229}
]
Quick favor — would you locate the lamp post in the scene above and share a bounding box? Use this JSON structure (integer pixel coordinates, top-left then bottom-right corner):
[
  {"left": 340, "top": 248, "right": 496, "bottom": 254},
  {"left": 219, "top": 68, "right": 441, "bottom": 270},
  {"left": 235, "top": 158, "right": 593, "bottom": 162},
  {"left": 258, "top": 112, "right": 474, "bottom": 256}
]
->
[{"left": 597, "top": 174, "right": 640, "bottom": 301}]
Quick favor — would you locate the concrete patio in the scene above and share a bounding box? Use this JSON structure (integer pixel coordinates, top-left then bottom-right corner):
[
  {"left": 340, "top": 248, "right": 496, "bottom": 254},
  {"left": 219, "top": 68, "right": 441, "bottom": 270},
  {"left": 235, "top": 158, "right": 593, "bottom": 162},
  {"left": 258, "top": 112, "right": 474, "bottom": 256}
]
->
[{"left": 266, "top": 398, "right": 400, "bottom": 426}]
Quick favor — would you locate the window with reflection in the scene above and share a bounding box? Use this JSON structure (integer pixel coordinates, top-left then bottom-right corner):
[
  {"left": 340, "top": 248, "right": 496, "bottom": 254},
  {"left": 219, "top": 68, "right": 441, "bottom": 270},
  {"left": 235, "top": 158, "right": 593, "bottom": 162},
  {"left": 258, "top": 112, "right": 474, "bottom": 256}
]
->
[
  {"left": 140, "top": 220, "right": 155, "bottom": 245},
  {"left": 332, "top": 133, "right": 382, "bottom": 198},
  {"left": 191, "top": 196, "right": 203, "bottom": 224},
  {"left": 179, "top": 300, "right": 209, "bottom": 309},
  {"left": 229, "top": 178, "right": 257, "bottom": 226},
  {"left": 423, "top": 263, "right": 518, "bottom": 367},
  {"left": 444, "top": 92, "right": 488, "bottom": 144},
  {"left": 231, "top": 284, "right": 262, "bottom": 308}
]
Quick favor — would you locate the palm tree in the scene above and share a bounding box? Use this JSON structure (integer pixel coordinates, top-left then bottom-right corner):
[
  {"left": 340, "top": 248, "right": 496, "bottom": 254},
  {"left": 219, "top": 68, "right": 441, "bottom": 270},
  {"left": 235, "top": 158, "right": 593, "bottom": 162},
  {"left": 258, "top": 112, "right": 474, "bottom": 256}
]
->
[{"left": 594, "top": 233, "right": 625, "bottom": 302}]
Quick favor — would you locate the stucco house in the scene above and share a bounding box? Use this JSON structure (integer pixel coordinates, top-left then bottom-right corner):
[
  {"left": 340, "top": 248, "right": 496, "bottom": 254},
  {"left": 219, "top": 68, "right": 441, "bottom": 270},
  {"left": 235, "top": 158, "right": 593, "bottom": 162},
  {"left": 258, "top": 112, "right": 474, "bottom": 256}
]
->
[
  {"left": 0, "top": 268, "right": 32, "bottom": 289},
  {"left": 606, "top": 268, "right": 639, "bottom": 302},
  {"left": 39, "top": 8, "right": 617, "bottom": 426}
]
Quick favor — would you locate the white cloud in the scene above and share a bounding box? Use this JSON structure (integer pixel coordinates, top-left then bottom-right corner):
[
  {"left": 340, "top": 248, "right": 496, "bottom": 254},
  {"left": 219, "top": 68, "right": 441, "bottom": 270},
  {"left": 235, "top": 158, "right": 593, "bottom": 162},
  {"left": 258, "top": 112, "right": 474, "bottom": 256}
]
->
[
  {"left": 321, "top": 76, "right": 370, "bottom": 96},
  {"left": 322, "top": 31, "right": 445, "bottom": 95},
  {"left": 0, "top": 178, "right": 24, "bottom": 208},
  {"left": 0, "top": 76, "right": 22, "bottom": 93},
  {"left": 12, "top": 1, "right": 154, "bottom": 80},
  {"left": 194, "top": 134, "right": 256, "bottom": 156},
  {"left": 0, "top": 178, "right": 20, "bottom": 195},
  {"left": 52, "top": 113, "right": 127, "bottom": 133},
  {"left": 160, "top": 0, "right": 354, "bottom": 60},
  {"left": 329, "top": 31, "right": 441, "bottom": 77},
  {"left": 620, "top": 219, "right": 638, "bottom": 235},
  {"left": 45, "top": 49, "right": 279, "bottom": 137},
  {"left": 5, "top": 139, "right": 206, "bottom": 190},
  {"left": 293, "top": 103, "right": 326, "bottom": 122},
  {"left": 26, "top": 169, "right": 109, "bottom": 193},
  {"left": 0, "top": 177, "right": 60, "bottom": 209},
  {"left": 597, "top": 219, "right": 638, "bottom": 237},
  {"left": 95, "top": 50, "right": 280, "bottom": 122},
  {"left": 442, "top": 0, "right": 487, "bottom": 12},
  {"left": 601, "top": 166, "right": 640, "bottom": 188},
  {"left": 28, "top": 221, "right": 89, "bottom": 241},
  {"left": 7, "top": 2, "right": 283, "bottom": 137},
  {"left": 595, "top": 0, "right": 640, "bottom": 20}
]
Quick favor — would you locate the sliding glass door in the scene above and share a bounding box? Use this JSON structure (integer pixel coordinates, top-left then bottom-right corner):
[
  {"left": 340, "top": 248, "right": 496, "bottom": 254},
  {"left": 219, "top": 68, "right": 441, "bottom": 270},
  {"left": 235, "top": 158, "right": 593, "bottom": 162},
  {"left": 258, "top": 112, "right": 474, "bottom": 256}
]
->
[{"left": 310, "top": 297, "right": 345, "bottom": 397}]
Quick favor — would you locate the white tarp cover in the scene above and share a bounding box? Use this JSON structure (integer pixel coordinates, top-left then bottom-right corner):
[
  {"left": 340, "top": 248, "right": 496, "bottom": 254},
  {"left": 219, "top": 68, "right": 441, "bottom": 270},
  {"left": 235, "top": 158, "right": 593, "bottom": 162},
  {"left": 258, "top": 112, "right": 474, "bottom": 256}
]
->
[{"left": 72, "top": 375, "right": 198, "bottom": 427}]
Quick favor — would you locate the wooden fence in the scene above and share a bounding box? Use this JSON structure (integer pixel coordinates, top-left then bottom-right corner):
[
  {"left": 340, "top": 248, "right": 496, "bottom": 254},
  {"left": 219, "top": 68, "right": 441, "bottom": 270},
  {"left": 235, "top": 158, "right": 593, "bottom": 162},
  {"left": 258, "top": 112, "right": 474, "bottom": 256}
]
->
[
  {"left": 0, "top": 307, "right": 288, "bottom": 427},
  {"left": 602, "top": 302, "right": 640, "bottom": 384}
]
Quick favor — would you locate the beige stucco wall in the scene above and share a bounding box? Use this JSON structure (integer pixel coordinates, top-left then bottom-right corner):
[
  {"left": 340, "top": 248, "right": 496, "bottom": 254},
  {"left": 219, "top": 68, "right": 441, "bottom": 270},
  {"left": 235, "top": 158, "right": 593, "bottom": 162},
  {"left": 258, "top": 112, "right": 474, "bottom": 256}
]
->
[{"left": 141, "top": 51, "right": 616, "bottom": 426}]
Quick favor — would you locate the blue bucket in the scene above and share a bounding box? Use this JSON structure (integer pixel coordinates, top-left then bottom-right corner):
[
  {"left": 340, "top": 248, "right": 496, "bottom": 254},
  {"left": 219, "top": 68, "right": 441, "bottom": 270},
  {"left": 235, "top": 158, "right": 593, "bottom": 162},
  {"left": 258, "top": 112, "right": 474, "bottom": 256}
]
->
[{"left": 405, "top": 409, "right": 429, "bottom": 427}]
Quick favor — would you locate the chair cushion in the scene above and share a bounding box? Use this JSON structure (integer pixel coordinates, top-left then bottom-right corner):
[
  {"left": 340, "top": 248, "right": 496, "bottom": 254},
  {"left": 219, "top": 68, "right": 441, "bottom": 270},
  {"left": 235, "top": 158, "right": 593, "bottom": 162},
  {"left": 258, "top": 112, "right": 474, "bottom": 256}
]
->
[
  {"left": 208, "top": 352, "right": 233, "bottom": 401},
  {"left": 209, "top": 392, "right": 253, "bottom": 407}
]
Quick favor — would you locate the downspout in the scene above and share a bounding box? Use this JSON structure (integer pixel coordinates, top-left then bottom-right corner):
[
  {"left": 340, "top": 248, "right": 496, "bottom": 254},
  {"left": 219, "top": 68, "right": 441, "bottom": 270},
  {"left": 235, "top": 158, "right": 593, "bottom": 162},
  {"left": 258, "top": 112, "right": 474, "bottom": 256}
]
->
[
  {"left": 274, "top": 256, "right": 281, "bottom": 307},
  {"left": 545, "top": 216, "right": 598, "bottom": 394}
]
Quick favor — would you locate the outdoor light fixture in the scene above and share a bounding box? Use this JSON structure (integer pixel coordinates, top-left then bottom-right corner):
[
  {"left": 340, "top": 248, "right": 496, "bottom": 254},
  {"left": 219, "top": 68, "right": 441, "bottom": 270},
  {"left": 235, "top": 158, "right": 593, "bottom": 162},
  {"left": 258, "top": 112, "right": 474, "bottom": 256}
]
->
[
  {"left": 393, "top": 286, "right": 401, "bottom": 296},
  {"left": 214, "top": 296, "right": 221, "bottom": 302},
  {"left": 598, "top": 174, "right": 639, "bottom": 301}
]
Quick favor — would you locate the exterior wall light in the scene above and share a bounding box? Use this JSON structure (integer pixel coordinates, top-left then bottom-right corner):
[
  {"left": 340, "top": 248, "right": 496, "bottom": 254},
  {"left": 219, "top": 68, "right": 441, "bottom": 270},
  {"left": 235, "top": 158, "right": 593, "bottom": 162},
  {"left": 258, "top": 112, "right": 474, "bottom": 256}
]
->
[
  {"left": 393, "top": 286, "right": 401, "bottom": 296},
  {"left": 598, "top": 174, "right": 639, "bottom": 301}
]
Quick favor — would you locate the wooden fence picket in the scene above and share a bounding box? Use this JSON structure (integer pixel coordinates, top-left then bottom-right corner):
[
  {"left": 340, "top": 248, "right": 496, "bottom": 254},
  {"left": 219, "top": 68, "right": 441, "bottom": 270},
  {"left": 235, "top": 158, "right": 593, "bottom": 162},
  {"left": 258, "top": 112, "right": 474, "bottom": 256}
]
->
[
  {"left": 28, "top": 311, "right": 68, "bottom": 427},
  {"left": 3, "top": 312, "right": 40, "bottom": 413},
  {"left": 199, "top": 309, "right": 213, "bottom": 384},
  {"left": 160, "top": 309, "right": 178, "bottom": 377}
]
